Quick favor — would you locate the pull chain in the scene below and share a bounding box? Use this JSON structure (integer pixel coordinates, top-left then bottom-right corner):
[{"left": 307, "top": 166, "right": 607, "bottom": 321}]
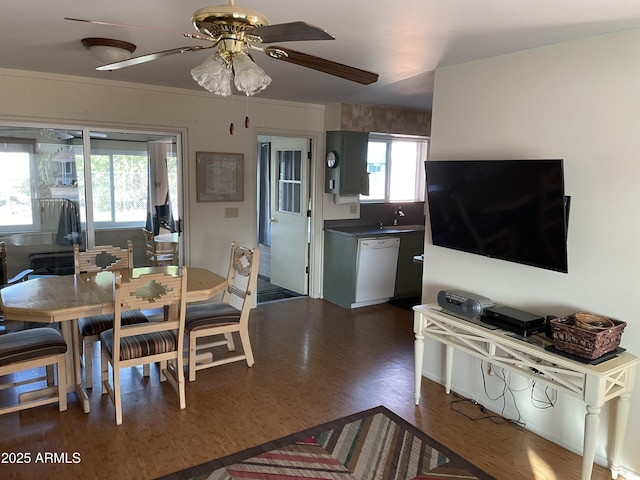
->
[
  {"left": 245, "top": 96, "right": 250, "bottom": 128},
  {"left": 229, "top": 95, "right": 235, "bottom": 135}
]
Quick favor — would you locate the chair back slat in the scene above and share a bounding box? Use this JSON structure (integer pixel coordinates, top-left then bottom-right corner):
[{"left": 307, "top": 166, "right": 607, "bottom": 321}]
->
[
  {"left": 227, "top": 284, "right": 247, "bottom": 300},
  {"left": 112, "top": 268, "right": 187, "bottom": 361},
  {"left": 74, "top": 241, "right": 134, "bottom": 274},
  {"left": 116, "top": 272, "right": 184, "bottom": 311},
  {"left": 222, "top": 242, "right": 259, "bottom": 313},
  {"left": 232, "top": 247, "right": 254, "bottom": 277}
]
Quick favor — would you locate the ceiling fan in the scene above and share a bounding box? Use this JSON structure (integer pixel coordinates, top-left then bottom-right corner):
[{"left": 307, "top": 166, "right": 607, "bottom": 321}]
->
[{"left": 65, "top": 0, "right": 379, "bottom": 97}]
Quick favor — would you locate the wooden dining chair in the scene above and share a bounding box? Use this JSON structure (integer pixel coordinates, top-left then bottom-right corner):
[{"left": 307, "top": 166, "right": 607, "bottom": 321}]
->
[
  {"left": 184, "top": 242, "right": 259, "bottom": 381},
  {"left": 100, "top": 268, "right": 188, "bottom": 425},
  {"left": 142, "top": 228, "right": 176, "bottom": 266},
  {"left": 0, "top": 327, "right": 67, "bottom": 415},
  {"left": 0, "top": 241, "right": 33, "bottom": 287},
  {"left": 0, "top": 241, "right": 34, "bottom": 333},
  {"left": 74, "top": 240, "right": 149, "bottom": 389},
  {"left": 73, "top": 241, "right": 134, "bottom": 274}
]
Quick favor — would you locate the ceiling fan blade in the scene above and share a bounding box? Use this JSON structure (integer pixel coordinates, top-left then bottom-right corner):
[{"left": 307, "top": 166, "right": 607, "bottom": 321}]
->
[
  {"left": 96, "top": 45, "right": 215, "bottom": 71},
  {"left": 248, "top": 21, "right": 334, "bottom": 43},
  {"left": 64, "top": 17, "right": 212, "bottom": 41},
  {"left": 266, "top": 47, "right": 379, "bottom": 85}
]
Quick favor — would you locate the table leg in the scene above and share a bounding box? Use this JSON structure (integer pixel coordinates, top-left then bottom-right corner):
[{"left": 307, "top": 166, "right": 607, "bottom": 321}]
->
[
  {"left": 444, "top": 345, "right": 454, "bottom": 395},
  {"left": 59, "top": 321, "right": 76, "bottom": 391},
  {"left": 60, "top": 320, "right": 90, "bottom": 413},
  {"left": 414, "top": 332, "right": 424, "bottom": 405},
  {"left": 582, "top": 404, "right": 600, "bottom": 480},
  {"left": 610, "top": 392, "right": 631, "bottom": 479}
]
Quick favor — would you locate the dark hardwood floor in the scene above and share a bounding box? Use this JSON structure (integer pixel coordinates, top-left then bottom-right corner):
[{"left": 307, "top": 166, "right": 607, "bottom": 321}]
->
[{"left": 0, "top": 298, "right": 621, "bottom": 479}]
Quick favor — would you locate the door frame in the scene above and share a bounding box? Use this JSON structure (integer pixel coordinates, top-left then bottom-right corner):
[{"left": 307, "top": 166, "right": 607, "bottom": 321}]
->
[{"left": 254, "top": 128, "right": 323, "bottom": 299}]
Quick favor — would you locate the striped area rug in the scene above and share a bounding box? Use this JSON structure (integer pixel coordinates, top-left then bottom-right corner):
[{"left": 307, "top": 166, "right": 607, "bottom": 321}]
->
[{"left": 158, "top": 406, "right": 495, "bottom": 480}]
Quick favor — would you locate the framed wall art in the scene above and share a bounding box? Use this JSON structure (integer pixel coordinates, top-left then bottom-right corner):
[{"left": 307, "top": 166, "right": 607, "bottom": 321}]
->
[{"left": 196, "top": 152, "right": 244, "bottom": 202}]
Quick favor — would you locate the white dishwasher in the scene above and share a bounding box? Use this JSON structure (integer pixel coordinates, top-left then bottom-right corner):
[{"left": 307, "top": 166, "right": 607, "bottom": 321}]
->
[{"left": 353, "top": 237, "right": 400, "bottom": 308}]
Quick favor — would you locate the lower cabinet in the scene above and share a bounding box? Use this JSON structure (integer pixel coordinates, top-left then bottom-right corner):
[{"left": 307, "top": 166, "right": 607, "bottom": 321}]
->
[
  {"left": 393, "top": 231, "right": 424, "bottom": 299},
  {"left": 323, "top": 231, "right": 358, "bottom": 309}
]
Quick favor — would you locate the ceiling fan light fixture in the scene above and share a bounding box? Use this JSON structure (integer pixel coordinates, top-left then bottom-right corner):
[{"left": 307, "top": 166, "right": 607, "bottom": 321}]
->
[
  {"left": 67, "top": 1, "right": 378, "bottom": 94},
  {"left": 82, "top": 38, "right": 137, "bottom": 65},
  {"left": 191, "top": 49, "right": 271, "bottom": 97},
  {"left": 191, "top": 52, "right": 233, "bottom": 96},
  {"left": 232, "top": 51, "right": 271, "bottom": 96}
]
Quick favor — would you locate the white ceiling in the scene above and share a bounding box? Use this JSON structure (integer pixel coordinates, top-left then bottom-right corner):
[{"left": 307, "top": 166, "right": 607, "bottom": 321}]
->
[{"left": 3, "top": 0, "right": 640, "bottom": 111}]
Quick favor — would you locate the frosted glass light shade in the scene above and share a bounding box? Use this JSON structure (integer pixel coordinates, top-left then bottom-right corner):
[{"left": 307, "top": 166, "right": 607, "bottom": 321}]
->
[
  {"left": 191, "top": 53, "right": 233, "bottom": 96},
  {"left": 232, "top": 52, "right": 271, "bottom": 96},
  {"left": 191, "top": 50, "right": 271, "bottom": 96},
  {"left": 82, "top": 38, "right": 136, "bottom": 65}
]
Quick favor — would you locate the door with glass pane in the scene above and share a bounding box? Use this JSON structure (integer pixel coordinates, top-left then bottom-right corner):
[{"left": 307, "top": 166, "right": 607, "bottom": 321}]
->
[{"left": 269, "top": 137, "right": 309, "bottom": 295}]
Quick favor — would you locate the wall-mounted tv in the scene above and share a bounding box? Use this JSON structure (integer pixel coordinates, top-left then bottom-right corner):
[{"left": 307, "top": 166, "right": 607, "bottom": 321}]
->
[{"left": 425, "top": 159, "right": 569, "bottom": 273}]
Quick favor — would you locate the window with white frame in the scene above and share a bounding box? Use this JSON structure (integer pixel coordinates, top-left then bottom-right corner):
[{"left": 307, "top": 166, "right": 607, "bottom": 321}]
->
[
  {"left": 0, "top": 126, "right": 180, "bottom": 240},
  {"left": 361, "top": 134, "right": 429, "bottom": 203},
  {"left": 89, "top": 151, "right": 149, "bottom": 225}
]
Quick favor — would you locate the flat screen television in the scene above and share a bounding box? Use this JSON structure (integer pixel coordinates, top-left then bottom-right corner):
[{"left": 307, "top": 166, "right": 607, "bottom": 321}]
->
[{"left": 425, "top": 159, "right": 569, "bottom": 273}]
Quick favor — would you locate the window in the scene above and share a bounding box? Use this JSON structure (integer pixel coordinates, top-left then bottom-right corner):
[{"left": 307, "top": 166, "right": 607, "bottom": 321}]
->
[
  {"left": 0, "top": 137, "right": 73, "bottom": 233},
  {"left": 361, "top": 134, "right": 429, "bottom": 203},
  {"left": 277, "top": 150, "right": 302, "bottom": 214},
  {"left": 90, "top": 152, "right": 149, "bottom": 225},
  {"left": 0, "top": 125, "right": 180, "bottom": 247},
  {"left": 0, "top": 149, "right": 33, "bottom": 229}
]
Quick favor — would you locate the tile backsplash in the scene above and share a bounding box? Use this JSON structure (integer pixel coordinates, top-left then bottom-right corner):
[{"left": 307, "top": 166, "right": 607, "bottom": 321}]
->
[{"left": 324, "top": 202, "right": 425, "bottom": 229}]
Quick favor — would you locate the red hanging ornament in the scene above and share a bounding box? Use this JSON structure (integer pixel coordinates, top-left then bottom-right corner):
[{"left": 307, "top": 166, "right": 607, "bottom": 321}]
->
[{"left": 245, "top": 116, "right": 250, "bottom": 128}]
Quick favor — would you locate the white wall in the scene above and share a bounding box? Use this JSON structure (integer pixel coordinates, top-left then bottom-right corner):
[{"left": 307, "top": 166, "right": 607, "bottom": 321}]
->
[
  {"left": 0, "top": 69, "right": 326, "bottom": 284},
  {"left": 425, "top": 30, "right": 640, "bottom": 478}
]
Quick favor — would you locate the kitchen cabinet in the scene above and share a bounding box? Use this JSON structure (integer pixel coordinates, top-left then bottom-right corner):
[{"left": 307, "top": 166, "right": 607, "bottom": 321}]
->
[
  {"left": 323, "top": 230, "right": 359, "bottom": 308},
  {"left": 323, "top": 225, "right": 424, "bottom": 308},
  {"left": 394, "top": 230, "right": 424, "bottom": 298},
  {"left": 325, "top": 131, "right": 369, "bottom": 195}
]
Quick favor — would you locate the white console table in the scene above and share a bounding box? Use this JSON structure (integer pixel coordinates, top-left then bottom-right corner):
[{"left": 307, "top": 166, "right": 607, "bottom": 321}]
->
[{"left": 413, "top": 304, "right": 639, "bottom": 480}]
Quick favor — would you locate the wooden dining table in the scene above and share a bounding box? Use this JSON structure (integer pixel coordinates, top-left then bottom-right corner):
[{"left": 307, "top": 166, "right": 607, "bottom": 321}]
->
[{"left": 0, "top": 266, "right": 227, "bottom": 413}]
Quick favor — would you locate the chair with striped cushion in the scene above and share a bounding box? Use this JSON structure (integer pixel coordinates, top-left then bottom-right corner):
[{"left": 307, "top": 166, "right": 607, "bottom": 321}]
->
[
  {"left": 100, "top": 267, "right": 188, "bottom": 425},
  {"left": 0, "top": 327, "right": 67, "bottom": 415},
  {"left": 74, "top": 240, "right": 149, "bottom": 389},
  {"left": 185, "top": 242, "right": 259, "bottom": 381}
]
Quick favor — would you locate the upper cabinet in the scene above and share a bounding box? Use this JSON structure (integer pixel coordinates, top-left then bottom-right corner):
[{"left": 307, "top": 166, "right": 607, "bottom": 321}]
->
[{"left": 325, "top": 131, "right": 369, "bottom": 195}]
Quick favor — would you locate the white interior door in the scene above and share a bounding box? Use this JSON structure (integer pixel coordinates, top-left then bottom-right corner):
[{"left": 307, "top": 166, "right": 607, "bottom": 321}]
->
[{"left": 269, "top": 137, "right": 309, "bottom": 294}]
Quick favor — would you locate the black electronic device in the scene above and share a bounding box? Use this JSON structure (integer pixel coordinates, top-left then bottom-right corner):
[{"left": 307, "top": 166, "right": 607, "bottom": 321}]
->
[
  {"left": 425, "top": 159, "right": 569, "bottom": 273},
  {"left": 482, "top": 305, "right": 545, "bottom": 328},
  {"left": 481, "top": 314, "right": 547, "bottom": 337},
  {"left": 437, "top": 289, "right": 495, "bottom": 318}
]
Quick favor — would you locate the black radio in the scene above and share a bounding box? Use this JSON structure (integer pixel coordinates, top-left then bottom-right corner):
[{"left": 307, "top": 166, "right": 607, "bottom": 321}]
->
[{"left": 437, "top": 290, "right": 495, "bottom": 318}]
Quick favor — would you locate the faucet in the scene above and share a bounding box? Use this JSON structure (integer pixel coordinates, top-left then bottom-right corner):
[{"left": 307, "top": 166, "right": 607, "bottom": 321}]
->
[{"left": 393, "top": 206, "right": 405, "bottom": 226}]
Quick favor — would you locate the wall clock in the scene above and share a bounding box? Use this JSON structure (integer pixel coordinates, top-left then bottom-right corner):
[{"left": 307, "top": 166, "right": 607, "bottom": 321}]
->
[{"left": 326, "top": 150, "right": 339, "bottom": 168}]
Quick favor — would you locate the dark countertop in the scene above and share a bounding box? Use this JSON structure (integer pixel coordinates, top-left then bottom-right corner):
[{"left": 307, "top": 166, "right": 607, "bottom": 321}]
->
[{"left": 325, "top": 224, "right": 425, "bottom": 237}]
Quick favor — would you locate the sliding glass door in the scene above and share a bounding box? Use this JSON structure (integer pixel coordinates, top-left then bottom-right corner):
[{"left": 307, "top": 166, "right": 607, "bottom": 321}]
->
[{"left": 0, "top": 124, "right": 182, "bottom": 275}]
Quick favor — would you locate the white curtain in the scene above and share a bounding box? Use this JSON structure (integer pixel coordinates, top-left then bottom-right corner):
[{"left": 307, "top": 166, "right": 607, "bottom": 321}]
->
[{"left": 146, "top": 141, "right": 174, "bottom": 234}]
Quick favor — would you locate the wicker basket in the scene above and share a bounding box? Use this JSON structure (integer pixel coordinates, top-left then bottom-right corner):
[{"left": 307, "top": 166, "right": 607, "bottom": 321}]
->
[{"left": 549, "top": 313, "right": 626, "bottom": 360}]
